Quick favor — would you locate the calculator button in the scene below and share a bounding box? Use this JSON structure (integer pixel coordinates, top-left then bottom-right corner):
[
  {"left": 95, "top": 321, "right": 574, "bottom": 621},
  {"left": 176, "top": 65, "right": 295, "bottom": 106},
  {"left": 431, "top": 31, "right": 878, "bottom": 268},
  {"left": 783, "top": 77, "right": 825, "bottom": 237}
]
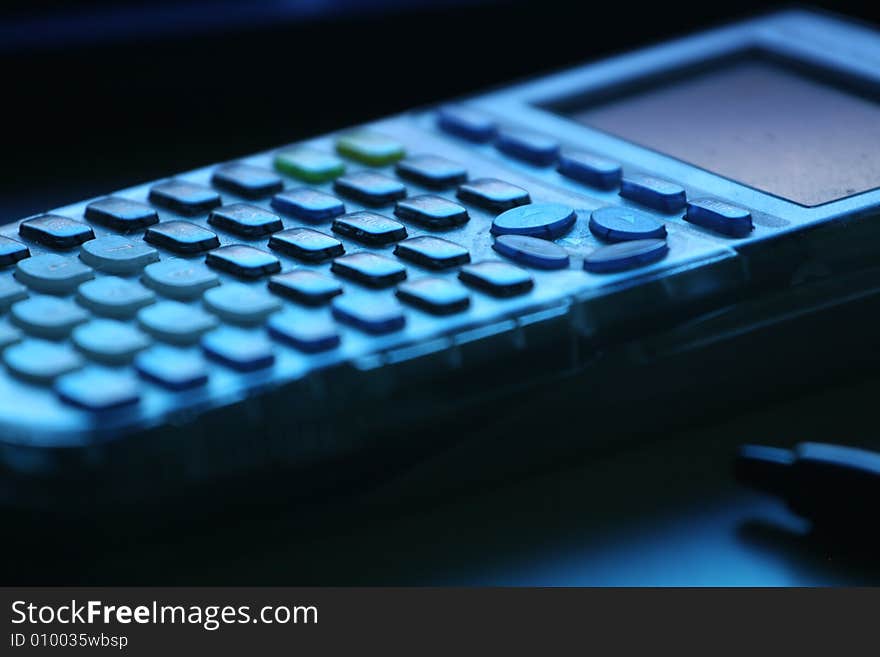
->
[
  {"left": 72, "top": 320, "right": 151, "bottom": 364},
  {"left": 142, "top": 260, "right": 219, "bottom": 299},
  {"left": 11, "top": 296, "right": 89, "bottom": 339},
  {"left": 333, "top": 172, "right": 407, "bottom": 207},
  {"left": 0, "top": 236, "right": 30, "bottom": 267},
  {"left": 495, "top": 129, "right": 559, "bottom": 166},
  {"left": 268, "top": 270, "right": 343, "bottom": 306},
  {"left": 144, "top": 221, "right": 221, "bottom": 254},
  {"left": 79, "top": 236, "right": 160, "bottom": 274},
  {"left": 436, "top": 105, "right": 496, "bottom": 142},
  {"left": 273, "top": 146, "right": 346, "bottom": 183},
  {"left": 557, "top": 151, "right": 622, "bottom": 189},
  {"left": 19, "top": 215, "right": 95, "bottom": 250},
  {"left": 588, "top": 206, "right": 667, "bottom": 242},
  {"left": 0, "top": 278, "right": 28, "bottom": 312},
  {"left": 458, "top": 261, "right": 534, "bottom": 297},
  {"left": 149, "top": 180, "right": 222, "bottom": 216},
  {"left": 208, "top": 204, "right": 283, "bottom": 237},
  {"left": 271, "top": 188, "right": 345, "bottom": 223},
  {"left": 211, "top": 163, "right": 284, "bottom": 199},
  {"left": 4, "top": 339, "right": 83, "bottom": 384},
  {"left": 619, "top": 174, "right": 686, "bottom": 213},
  {"left": 206, "top": 245, "right": 282, "bottom": 279},
  {"left": 203, "top": 283, "right": 281, "bottom": 324},
  {"left": 15, "top": 254, "right": 94, "bottom": 295},
  {"left": 685, "top": 198, "right": 753, "bottom": 238},
  {"left": 395, "top": 155, "right": 467, "bottom": 189},
  {"left": 268, "top": 311, "right": 340, "bottom": 353},
  {"left": 491, "top": 202, "right": 576, "bottom": 239},
  {"left": 456, "top": 178, "right": 530, "bottom": 213},
  {"left": 0, "top": 323, "right": 22, "bottom": 349},
  {"left": 394, "top": 195, "right": 469, "bottom": 229},
  {"left": 201, "top": 327, "right": 275, "bottom": 372},
  {"left": 138, "top": 301, "right": 218, "bottom": 345},
  {"left": 335, "top": 131, "right": 405, "bottom": 166},
  {"left": 396, "top": 278, "right": 470, "bottom": 315},
  {"left": 583, "top": 238, "right": 669, "bottom": 273},
  {"left": 77, "top": 276, "right": 156, "bottom": 318},
  {"left": 492, "top": 234, "right": 570, "bottom": 270},
  {"left": 135, "top": 346, "right": 209, "bottom": 390},
  {"left": 85, "top": 197, "right": 159, "bottom": 232},
  {"left": 331, "top": 295, "right": 406, "bottom": 334},
  {"left": 331, "top": 253, "right": 407, "bottom": 288},
  {"left": 268, "top": 227, "right": 345, "bottom": 262},
  {"left": 393, "top": 236, "right": 470, "bottom": 270},
  {"left": 55, "top": 368, "right": 140, "bottom": 411},
  {"left": 331, "top": 212, "right": 407, "bottom": 246}
]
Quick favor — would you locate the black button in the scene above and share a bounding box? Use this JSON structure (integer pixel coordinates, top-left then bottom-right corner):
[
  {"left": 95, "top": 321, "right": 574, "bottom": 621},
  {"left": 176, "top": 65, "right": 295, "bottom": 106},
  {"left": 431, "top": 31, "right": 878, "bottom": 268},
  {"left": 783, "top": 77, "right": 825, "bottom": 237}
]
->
[
  {"left": 330, "top": 253, "right": 406, "bottom": 288},
  {"left": 208, "top": 203, "right": 283, "bottom": 237},
  {"left": 268, "top": 227, "right": 345, "bottom": 262},
  {"left": 0, "top": 236, "right": 30, "bottom": 267},
  {"left": 458, "top": 261, "right": 534, "bottom": 297},
  {"left": 393, "top": 236, "right": 470, "bottom": 270},
  {"left": 85, "top": 197, "right": 160, "bottom": 232},
  {"left": 395, "top": 155, "right": 467, "bottom": 189},
  {"left": 331, "top": 212, "right": 407, "bottom": 246},
  {"left": 456, "top": 178, "right": 530, "bottom": 213},
  {"left": 205, "top": 245, "right": 281, "bottom": 279},
  {"left": 19, "top": 214, "right": 95, "bottom": 249},
  {"left": 396, "top": 277, "right": 470, "bottom": 315},
  {"left": 333, "top": 171, "right": 407, "bottom": 206},
  {"left": 144, "top": 221, "right": 221, "bottom": 254},
  {"left": 268, "top": 270, "right": 343, "bottom": 305},
  {"left": 271, "top": 188, "right": 345, "bottom": 223},
  {"left": 331, "top": 295, "right": 406, "bottom": 334},
  {"left": 211, "top": 163, "right": 284, "bottom": 199},
  {"left": 149, "top": 180, "right": 222, "bottom": 215},
  {"left": 394, "top": 195, "right": 469, "bottom": 229}
]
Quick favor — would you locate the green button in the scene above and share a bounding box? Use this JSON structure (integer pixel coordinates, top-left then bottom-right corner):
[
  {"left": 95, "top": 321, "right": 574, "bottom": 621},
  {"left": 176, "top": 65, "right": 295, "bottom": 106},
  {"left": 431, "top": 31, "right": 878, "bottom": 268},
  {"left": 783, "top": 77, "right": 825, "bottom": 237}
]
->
[
  {"left": 274, "top": 147, "right": 346, "bottom": 183},
  {"left": 335, "top": 131, "right": 405, "bottom": 166}
]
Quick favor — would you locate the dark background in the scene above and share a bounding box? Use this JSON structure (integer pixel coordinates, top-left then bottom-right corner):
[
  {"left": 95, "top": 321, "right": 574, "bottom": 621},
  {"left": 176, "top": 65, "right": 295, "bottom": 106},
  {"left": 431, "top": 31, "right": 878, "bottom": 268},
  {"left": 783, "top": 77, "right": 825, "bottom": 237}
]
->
[{"left": 5, "top": 1, "right": 880, "bottom": 585}]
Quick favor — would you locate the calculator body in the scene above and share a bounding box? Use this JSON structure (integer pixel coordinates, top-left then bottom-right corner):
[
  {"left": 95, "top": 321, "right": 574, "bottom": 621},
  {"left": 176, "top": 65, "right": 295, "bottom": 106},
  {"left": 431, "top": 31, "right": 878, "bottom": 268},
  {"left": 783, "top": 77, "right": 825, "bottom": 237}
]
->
[{"left": 3, "top": 9, "right": 880, "bottom": 511}]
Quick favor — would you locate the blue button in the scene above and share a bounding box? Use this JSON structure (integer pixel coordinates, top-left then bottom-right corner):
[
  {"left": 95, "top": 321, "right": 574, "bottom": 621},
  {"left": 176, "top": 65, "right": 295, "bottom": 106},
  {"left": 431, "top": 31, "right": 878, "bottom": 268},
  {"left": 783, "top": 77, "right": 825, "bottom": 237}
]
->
[
  {"left": 203, "top": 283, "right": 281, "bottom": 324},
  {"left": 436, "top": 105, "right": 496, "bottom": 142},
  {"left": 395, "top": 155, "right": 467, "bottom": 189},
  {"left": 208, "top": 203, "right": 283, "bottom": 237},
  {"left": 79, "top": 235, "right": 160, "bottom": 274},
  {"left": 149, "top": 180, "right": 222, "bottom": 216},
  {"left": 211, "top": 163, "right": 283, "bottom": 200},
  {"left": 458, "top": 261, "right": 533, "bottom": 297},
  {"left": 0, "top": 277, "right": 28, "bottom": 311},
  {"left": 685, "top": 198, "right": 753, "bottom": 237},
  {"left": 71, "top": 319, "right": 151, "bottom": 364},
  {"left": 77, "top": 276, "right": 156, "bottom": 318},
  {"left": 135, "top": 345, "right": 209, "bottom": 390},
  {"left": 138, "top": 301, "right": 218, "bottom": 344},
  {"left": 142, "top": 259, "right": 219, "bottom": 299},
  {"left": 268, "top": 310, "right": 340, "bottom": 353},
  {"left": 557, "top": 151, "right": 622, "bottom": 189},
  {"left": 55, "top": 367, "right": 140, "bottom": 411},
  {"left": 271, "top": 188, "right": 346, "bottom": 223},
  {"left": 332, "top": 212, "right": 407, "bottom": 246},
  {"left": 205, "top": 245, "right": 281, "bottom": 279},
  {"left": 19, "top": 214, "right": 95, "bottom": 250},
  {"left": 619, "top": 174, "right": 686, "bottom": 213},
  {"left": 333, "top": 171, "right": 407, "bottom": 207},
  {"left": 394, "top": 195, "right": 469, "bottom": 229},
  {"left": 85, "top": 197, "right": 159, "bottom": 232},
  {"left": 15, "top": 254, "right": 94, "bottom": 294},
  {"left": 3, "top": 339, "right": 83, "bottom": 384},
  {"left": 201, "top": 327, "right": 275, "bottom": 372},
  {"left": 456, "top": 178, "right": 530, "bottom": 214},
  {"left": 492, "top": 234, "right": 570, "bottom": 270},
  {"left": 588, "top": 206, "right": 667, "bottom": 242},
  {"left": 495, "top": 129, "right": 559, "bottom": 166},
  {"left": 11, "top": 296, "right": 89, "bottom": 339},
  {"left": 396, "top": 277, "right": 470, "bottom": 315},
  {"left": 332, "top": 294, "right": 406, "bottom": 334},
  {"left": 331, "top": 253, "right": 407, "bottom": 288},
  {"left": 583, "top": 239, "right": 669, "bottom": 273},
  {"left": 491, "top": 203, "right": 576, "bottom": 239},
  {"left": 393, "top": 236, "right": 470, "bottom": 270},
  {"left": 269, "top": 228, "right": 345, "bottom": 262},
  {"left": 268, "top": 270, "right": 343, "bottom": 306},
  {"left": 0, "top": 236, "right": 30, "bottom": 267}
]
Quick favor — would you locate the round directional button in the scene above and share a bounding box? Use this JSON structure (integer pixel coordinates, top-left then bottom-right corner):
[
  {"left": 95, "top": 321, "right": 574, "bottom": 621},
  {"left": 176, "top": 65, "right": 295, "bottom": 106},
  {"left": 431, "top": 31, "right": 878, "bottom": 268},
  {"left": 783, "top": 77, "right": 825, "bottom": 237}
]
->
[
  {"left": 588, "top": 206, "right": 667, "bottom": 242},
  {"left": 492, "top": 234, "right": 570, "bottom": 270},
  {"left": 583, "top": 238, "right": 669, "bottom": 274},
  {"left": 491, "top": 203, "right": 576, "bottom": 239}
]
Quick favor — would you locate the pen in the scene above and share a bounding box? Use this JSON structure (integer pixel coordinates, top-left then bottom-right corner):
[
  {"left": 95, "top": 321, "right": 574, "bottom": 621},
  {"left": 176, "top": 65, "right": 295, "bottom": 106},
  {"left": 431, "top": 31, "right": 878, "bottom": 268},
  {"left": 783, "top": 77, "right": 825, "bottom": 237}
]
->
[{"left": 735, "top": 442, "right": 880, "bottom": 531}]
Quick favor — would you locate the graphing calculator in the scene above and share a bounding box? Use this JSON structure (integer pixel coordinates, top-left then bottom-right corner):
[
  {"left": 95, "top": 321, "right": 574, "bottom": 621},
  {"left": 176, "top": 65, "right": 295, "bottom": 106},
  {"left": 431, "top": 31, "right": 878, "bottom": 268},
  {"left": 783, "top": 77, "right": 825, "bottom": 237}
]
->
[{"left": 3, "top": 9, "right": 880, "bottom": 511}]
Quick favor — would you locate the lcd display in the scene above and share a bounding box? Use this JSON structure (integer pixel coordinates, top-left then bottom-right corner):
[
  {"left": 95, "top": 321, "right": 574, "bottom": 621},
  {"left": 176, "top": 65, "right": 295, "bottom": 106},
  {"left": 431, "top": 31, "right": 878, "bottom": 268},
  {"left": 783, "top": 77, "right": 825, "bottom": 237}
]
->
[{"left": 566, "top": 59, "right": 880, "bottom": 206}]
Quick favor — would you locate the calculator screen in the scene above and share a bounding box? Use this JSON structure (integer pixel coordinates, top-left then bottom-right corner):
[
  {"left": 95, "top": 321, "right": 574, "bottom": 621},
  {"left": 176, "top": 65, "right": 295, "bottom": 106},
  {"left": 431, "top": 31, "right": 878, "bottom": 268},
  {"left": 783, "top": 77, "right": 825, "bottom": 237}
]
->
[{"left": 566, "top": 58, "right": 880, "bottom": 206}]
